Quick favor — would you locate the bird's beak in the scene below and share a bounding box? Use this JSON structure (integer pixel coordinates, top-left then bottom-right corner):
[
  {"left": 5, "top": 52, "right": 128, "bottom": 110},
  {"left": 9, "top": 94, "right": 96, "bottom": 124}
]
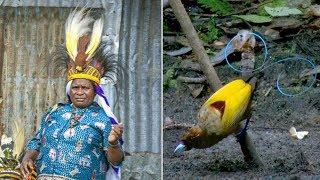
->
[{"left": 174, "top": 143, "right": 186, "bottom": 154}]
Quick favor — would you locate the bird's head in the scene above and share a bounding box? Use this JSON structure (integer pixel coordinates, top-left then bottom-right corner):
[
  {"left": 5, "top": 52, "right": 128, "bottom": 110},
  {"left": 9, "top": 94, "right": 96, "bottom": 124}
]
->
[{"left": 174, "top": 125, "right": 205, "bottom": 154}]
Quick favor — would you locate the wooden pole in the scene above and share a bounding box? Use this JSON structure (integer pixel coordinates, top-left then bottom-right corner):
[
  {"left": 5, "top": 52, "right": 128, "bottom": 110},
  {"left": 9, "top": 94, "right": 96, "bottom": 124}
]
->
[{"left": 168, "top": 0, "right": 222, "bottom": 91}]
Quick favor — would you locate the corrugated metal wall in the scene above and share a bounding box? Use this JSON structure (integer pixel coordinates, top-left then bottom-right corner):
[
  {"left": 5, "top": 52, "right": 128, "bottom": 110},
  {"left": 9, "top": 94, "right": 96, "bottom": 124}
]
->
[
  {"left": 118, "top": 0, "right": 162, "bottom": 154},
  {"left": 0, "top": 7, "right": 69, "bottom": 137}
]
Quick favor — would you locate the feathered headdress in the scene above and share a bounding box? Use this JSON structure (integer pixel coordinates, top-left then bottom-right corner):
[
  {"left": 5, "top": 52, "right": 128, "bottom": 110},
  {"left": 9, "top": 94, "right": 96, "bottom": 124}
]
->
[{"left": 53, "top": 9, "right": 116, "bottom": 84}]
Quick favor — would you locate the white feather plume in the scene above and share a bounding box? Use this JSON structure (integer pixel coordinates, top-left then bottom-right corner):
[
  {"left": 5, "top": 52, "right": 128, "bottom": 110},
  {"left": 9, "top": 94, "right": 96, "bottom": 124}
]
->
[
  {"left": 86, "top": 18, "right": 104, "bottom": 61},
  {"left": 65, "top": 9, "right": 94, "bottom": 61},
  {"left": 12, "top": 119, "right": 25, "bottom": 157}
]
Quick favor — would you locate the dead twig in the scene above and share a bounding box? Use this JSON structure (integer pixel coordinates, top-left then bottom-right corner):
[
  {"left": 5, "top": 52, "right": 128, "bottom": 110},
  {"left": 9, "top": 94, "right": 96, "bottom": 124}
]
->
[{"left": 177, "top": 76, "right": 206, "bottom": 83}]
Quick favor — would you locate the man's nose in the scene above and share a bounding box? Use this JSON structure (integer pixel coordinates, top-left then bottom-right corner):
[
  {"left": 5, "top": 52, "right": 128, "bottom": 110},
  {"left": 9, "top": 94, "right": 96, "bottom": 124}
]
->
[{"left": 76, "top": 88, "right": 85, "bottom": 95}]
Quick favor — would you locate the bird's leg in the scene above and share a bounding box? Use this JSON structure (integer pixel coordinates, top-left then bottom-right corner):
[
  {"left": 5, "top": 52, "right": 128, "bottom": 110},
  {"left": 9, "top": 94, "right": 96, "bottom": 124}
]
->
[{"left": 235, "top": 118, "right": 250, "bottom": 142}]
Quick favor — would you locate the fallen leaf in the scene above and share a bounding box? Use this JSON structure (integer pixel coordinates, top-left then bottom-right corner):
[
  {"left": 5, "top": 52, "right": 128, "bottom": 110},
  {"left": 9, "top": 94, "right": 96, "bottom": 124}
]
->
[
  {"left": 265, "top": 6, "right": 302, "bottom": 17},
  {"left": 289, "top": 127, "right": 309, "bottom": 140},
  {"left": 233, "top": 15, "right": 272, "bottom": 23}
]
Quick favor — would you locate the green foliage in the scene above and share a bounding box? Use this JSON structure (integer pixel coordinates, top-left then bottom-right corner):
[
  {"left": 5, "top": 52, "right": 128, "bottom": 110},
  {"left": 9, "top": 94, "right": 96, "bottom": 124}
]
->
[
  {"left": 197, "top": 0, "right": 233, "bottom": 15},
  {"left": 200, "top": 27, "right": 219, "bottom": 44},
  {"left": 197, "top": 18, "right": 219, "bottom": 44},
  {"left": 268, "top": 0, "right": 285, "bottom": 7},
  {"left": 3, "top": 148, "right": 11, "bottom": 159},
  {"left": 163, "top": 68, "right": 179, "bottom": 90},
  {"left": 0, "top": 148, "right": 19, "bottom": 168},
  {"left": 163, "top": 21, "right": 171, "bottom": 32}
]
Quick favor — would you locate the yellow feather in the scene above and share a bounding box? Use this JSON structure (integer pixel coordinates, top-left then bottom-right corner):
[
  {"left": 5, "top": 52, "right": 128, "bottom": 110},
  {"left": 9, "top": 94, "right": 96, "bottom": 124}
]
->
[
  {"left": 204, "top": 79, "right": 252, "bottom": 131},
  {"left": 85, "top": 18, "right": 103, "bottom": 61},
  {"left": 65, "top": 9, "right": 93, "bottom": 60},
  {"left": 12, "top": 120, "right": 25, "bottom": 157}
]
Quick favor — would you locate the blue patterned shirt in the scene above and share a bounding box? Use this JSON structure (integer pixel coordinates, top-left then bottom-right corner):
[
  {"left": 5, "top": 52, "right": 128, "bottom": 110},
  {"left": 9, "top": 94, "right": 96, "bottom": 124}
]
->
[{"left": 26, "top": 102, "right": 113, "bottom": 180}]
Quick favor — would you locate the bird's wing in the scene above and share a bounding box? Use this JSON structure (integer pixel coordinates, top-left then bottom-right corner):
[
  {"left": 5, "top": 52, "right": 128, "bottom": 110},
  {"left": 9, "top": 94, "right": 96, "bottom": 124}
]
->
[
  {"left": 203, "top": 79, "right": 252, "bottom": 132},
  {"left": 222, "top": 85, "right": 251, "bottom": 130}
]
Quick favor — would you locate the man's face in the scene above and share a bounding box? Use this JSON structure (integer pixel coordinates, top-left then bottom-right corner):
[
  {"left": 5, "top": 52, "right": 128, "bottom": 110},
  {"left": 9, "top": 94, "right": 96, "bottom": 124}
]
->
[{"left": 70, "top": 79, "right": 95, "bottom": 108}]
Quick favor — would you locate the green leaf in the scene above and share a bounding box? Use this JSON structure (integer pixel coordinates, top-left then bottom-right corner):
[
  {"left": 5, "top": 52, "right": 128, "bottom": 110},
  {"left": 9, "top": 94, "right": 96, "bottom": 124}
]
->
[
  {"left": 164, "top": 68, "right": 176, "bottom": 90},
  {"left": 233, "top": 15, "right": 272, "bottom": 23},
  {"left": 197, "top": 0, "right": 233, "bottom": 15},
  {"left": 264, "top": 6, "right": 302, "bottom": 17},
  {"left": 3, "top": 148, "right": 12, "bottom": 159}
]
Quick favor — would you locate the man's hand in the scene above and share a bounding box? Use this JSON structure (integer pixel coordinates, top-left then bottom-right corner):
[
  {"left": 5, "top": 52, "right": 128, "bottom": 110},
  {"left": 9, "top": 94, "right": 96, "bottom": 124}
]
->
[
  {"left": 20, "top": 150, "right": 38, "bottom": 179},
  {"left": 108, "top": 123, "right": 124, "bottom": 145},
  {"left": 21, "top": 158, "right": 35, "bottom": 178}
]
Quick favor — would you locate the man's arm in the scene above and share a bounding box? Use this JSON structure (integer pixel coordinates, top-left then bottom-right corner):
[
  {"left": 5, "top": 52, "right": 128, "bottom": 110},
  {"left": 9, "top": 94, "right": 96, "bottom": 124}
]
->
[
  {"left": 107, "top": 142, "right": 124, "bottom": 166},
  {"left": 107, "top": 124, "right": 124, "bottom": 166}
]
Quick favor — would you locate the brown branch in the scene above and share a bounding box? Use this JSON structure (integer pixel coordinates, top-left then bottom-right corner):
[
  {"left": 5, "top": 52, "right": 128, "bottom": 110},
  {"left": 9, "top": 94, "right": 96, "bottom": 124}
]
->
[
  {"left": 177, "top": 76, "right": 206, "bottom": 83},
  {"left": 169, "top": 0, "right": 222, "bottom": 91}
]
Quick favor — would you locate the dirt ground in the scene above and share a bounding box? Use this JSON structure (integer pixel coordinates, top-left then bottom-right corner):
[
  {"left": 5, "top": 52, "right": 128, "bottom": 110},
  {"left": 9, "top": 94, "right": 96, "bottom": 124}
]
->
[{"left": 163, "top": 33, "right": 320, "bottom": 179}]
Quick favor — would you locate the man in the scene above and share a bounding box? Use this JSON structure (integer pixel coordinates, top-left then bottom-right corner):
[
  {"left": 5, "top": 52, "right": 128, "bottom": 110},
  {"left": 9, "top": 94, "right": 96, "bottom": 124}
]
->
[{"left": 20, "top": 9, "right": 124, "bottom": 179}]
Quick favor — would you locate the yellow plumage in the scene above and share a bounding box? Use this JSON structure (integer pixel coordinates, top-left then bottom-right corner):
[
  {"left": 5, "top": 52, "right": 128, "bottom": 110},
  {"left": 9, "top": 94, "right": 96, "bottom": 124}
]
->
[
  {"left": 86, "top": 18, "right": 103, "bottom": 61},
  {"left": 203, "top": 79, "right": 251, "bottom": 131}
]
